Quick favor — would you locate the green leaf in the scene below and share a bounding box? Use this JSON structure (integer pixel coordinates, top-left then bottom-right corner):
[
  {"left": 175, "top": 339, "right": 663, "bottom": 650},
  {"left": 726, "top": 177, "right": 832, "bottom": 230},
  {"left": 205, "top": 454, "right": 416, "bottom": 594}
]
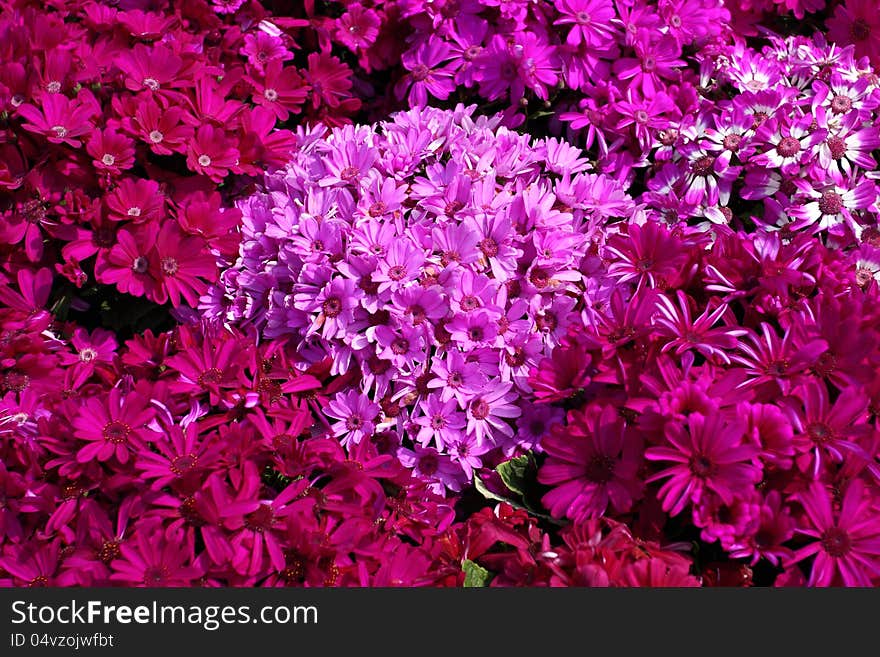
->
[
  {"left": 495, "top": 454, "right": 532, "bottom": 497},
  {"left": 474, "top": 474, "right": 511, "bottom": 504},
  {"left": 462, "top": 559, "right": 492, "bottom": 588}
]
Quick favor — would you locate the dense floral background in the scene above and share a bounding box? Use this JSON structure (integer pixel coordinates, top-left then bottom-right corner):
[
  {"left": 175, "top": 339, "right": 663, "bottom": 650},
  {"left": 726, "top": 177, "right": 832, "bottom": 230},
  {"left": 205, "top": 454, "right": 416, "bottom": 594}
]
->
[{"left": 2, "top": 0, "right": 880, "bottom": 587}]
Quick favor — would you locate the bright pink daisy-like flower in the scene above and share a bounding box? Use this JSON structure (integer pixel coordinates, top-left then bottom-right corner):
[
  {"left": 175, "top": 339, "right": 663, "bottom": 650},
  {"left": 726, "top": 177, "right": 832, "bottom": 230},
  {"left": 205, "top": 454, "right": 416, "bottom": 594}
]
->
[
  {"left": 72, "top": 388, "right": 155, "bottom": 464},
  {"left": 554, "top": 0, "right": 616, "bottom": 48},
  {"left": 186, "top": 124, "right": 240, "bottom": 182},
  {"left": 136, "top": 421, "right": 219, "bottom": 490},
  {"left": 646, "top": 412, "right": 761, "bottom": 516},
  {"left": 17, "top": 92, "right": 95, "bottom": 147},
  {"left": 653, "top": 292, "right": 748, "bottom": 365},
  {"left": 304, "top": 53, "right": 356, "bottom": 112},
  {"left": 528, "top": 331, "right": 595, "bottom": 403},
  {"left": 129, "top": 98, "right": 193, "bottom": 156},
  {"left": 105, "top": 178, "right": 165, "bottom": 223},
  {"left": 109, "top": 521, "right": 203, "bottom": 586},
  {"left": 784, "top": 381, "right": 871, "bottom": 476},
  {"left": 94, "top": 223, "right": 159, "bottom": 300},
  {"left": 165, "top": 329, "right": 246, "bottom": 405},
  {"left": 240, "top": 31, "right": 293, "bottom": 72},
  {"left": 326, "top": 390, "right": 380, "bottom": 448},
  {"left": 150, "top": 221, "right": 217, "bottom": 307},
  {"left": 604, "top": 221, "right": 692, "bottom": 289},
  {"left": 396, "top": 36, "right": 457, "bottom": 107},
  {"left": 336, "top": 6, "right": 381, "bottom": 51},
  {"left": 115, "top": 43, "right": 184, "bottom": 95},
  {"left": 250, "top": 59, "right": 309, "bottom": 121},
  {"left": 86, "top": 128, "right": 135, "bottom": 174},
  {"left": 59, "top": 327, "right": 117, "bottom": 370},
  {"left": 540, "top": 404, "right": 643, "bottom": 520},
  {"left": 790, "top": 480, "right": 880, "bottom": 586}
]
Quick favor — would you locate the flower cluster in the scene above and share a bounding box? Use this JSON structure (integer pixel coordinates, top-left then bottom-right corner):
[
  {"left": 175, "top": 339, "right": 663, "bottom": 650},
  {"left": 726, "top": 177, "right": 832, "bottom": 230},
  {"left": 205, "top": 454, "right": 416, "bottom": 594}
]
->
[
  {"left": 391, "top": 0, "right": 732, "bottom": 172},
  {"left": 623, "top": 33, "right": 880, "bottom": 242},
  {"left": 208, "top": 104, "right": 634, "bottom": 492},
  {"left": 0, "top": 0, "right": 400, "bottom": 319},
  {"left": 5, "top": 0, "right": 880, "bottom": 589},
  {"left": 0, "top": 279, "right": 470, "bottom": 586}
]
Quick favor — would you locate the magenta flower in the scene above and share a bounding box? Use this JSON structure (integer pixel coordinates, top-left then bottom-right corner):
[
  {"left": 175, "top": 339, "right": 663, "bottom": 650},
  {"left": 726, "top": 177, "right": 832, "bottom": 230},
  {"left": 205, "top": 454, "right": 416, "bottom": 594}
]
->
[
  {"left": 646, "top": 412, "right": 761, "bottom": 516},
  {"left": 653, "top": 292, "right": 748, "bottom": 365},
  {"left": 109, "top": 521, "right": 203, "bottom": 586},
  {"left": 150, "top": 221, "right": 217, "bottom": 307},
  {"left": 17, "top": 92, "right": 95, "bottom": 147},
  {"left": 396, "top": 36, "right": 457, "bottom": 107},
  {"left": 554, "top": 0, "right": 616, "bottom": 48},
  {"left": 791, "top": 480, "right": 880, "bottom": 587},
  {"left": 540, "top": 404, "right": 643, "bottom": 520},
  {"left": 72, "top": 388, "right": 155, "bottom": 464}
]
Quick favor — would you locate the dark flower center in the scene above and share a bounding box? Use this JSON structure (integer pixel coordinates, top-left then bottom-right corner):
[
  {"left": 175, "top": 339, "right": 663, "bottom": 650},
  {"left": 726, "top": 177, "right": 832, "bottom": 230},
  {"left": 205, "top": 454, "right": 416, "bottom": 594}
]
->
[
  {"left": 576, "top": 11, "right": 591, "bottom": 24},
  {"left": 339, "top": 166, "right": 360, "bottom": 182},
  {"left": 831, "top": 94, "right": 853, "bottom": 114},
  {"left": 198, "top": 367, "right": 223, "bottom": 386},
  {"left": 411, "top": 64, "right": 430, "bottom": 81},
  {"left": 818, "top": 190, "right": 843, "bottom": 215},
  {"left": 368, "top": 201, "right": 387, "bottom": 217},
  {"left": 99, "top": 540, "right": 121, "bottom": 564},
  {"left": 470, "top": 398, "right": 490, "bottom": 420},
  {"left": 390, "top": 338, "right": 410, "bottom": 355},
  {"left": 460, "top": 295, "right": 480, "bottom": 311},
  {"left": 418, "top": 454, "right": 438, "bottom": 476},
  {"left": 851, "top": 19, "right": 870, "bottom": 42},
  {"left": 431, "top": 414, "right": 446, "bottom": 430},
  {"left": 806, "top": 421, "right": 833, "bottom": 444},
  {"left": 585, "top": 455, "right": 616, "bottom": 483},
  {"left": 103, "top": 421, "right": 131, "bottom": 444},
  {"left": 387, "top": 265, "right": 407, "bottom": 281},
  {"left": 244, "top": 504, "right": 274, "bottom": 532},
  {"left": 723, "top": 134, "right": 742, "bottom": 151},
  {"left": 691, "top": 155, "right": 715, "bottom": 176},
  {"left": 826, "top": 136, "right": 847, "bottom": 160},
  {"left": 776, "top": 137, "right": 801, "bottom": 158},
  {"left": 479, "top": 237, "right": 499, "bottom": 257},
  {"left": 529, "top": 267, "right": 550, "bottom": 289},
  {"left": 170, "top": 454, "right": 198, "bottom": 475},
  {"left": 322, "top": 297, "right": 342, "bottom": 318},
  {"left": 821, "top": 527, "right": 852, "bottom": 557},
  {"left": 467, "top": 326, "right": 484, "bottom": 342},
  {"left": 160, "top": 256, "right": 179, "bottom": 276},
  {"left": 346, "top": 415, "right": 364, "bottom": 431},
  {"left": 689, "top": 454, "right": 715, "bottom": 478}
]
